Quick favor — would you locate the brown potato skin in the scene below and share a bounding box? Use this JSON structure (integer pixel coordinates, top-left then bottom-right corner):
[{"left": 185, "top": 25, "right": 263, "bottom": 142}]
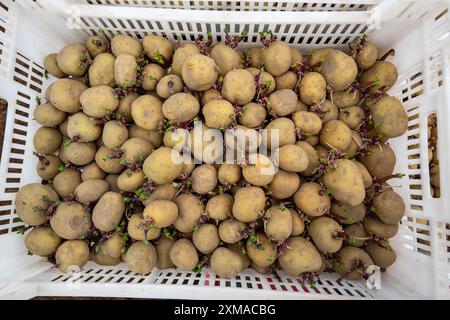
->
[
  {"left": 371, "top": 96, "right": 408, "bottom": 138},
  {"left": 111, "top": 34, "right": 143, "bottom": 58},
  {"left": 81, "top": 162, "right": 105, "bottom": 182},
  {"left": 192, "top": 223, "right": 220, "bottom": 254},
  {"left": 320, "top": 120, "right": 352, "bottom": 151},
  {"left": 162, "top": 93, "right": 200, "bottom": 123},
  {"left": 265, "top": 206, "right": 293, "bottom": 241},
  {"left": 319, "top": 49, "right": 358, "bottom": 91},
  {"left": 156, "top": 238, "right": 175, "bottom": 269},
  {"left": 360, "top": 144, "right": 396, "bottom": 180},
  {"left": 206, "top": 193, "right": 233, "bottom": 221},
  {"left": 36, "top": 154, "right": 61, "bottom": 181},
  {"left": 293, "top": 182, "right": 330, "bottom": 217},
  {"left": 232, "top": 186, "right": 266, "bottom": 222},
  {"left": 53, "top": 169, "right": 82, "bottom": 198},
  {"left": 333, "top": 246, "right": 374, "bottom": 280},
  {"left": 278, "top": 237, "right": 322, "bottom": 276},
  {"left": 218, "top": 219, "right": 246, "bottom": 244},
  {"left": 88, "top": 53, "right": 115, "bottom": 87},
  {"left": 366, "top": 240, "right": 396, "bottom": 269},
  {"left": 74, "top": 179, "right": 109, "bottom": 203},
  {"left": 268, "top": 89, "right": 297, "bottom": 117},
  {"left": 34, "top": 103, "right": 67, "bottom": 127},
  {"left": 33, "top": 127, "right": 62, "bottom": 155},
  {"left": 182, "top": 54, "right": 218, "bottom": 91},
  {"left": 262, "top": 41, "right": 292, "bottom": 76},
  {"left": 44, "top": 53, "right": 67, "bottom": 78},
  {"left": 131, "top": 95, "right": 164, "bottom": 131},
  {"left": 373, "top": 190, "right": 405, "bottom": 225},
  {"left": 246, "top": 233, "right": 277, "bottom": 267},
  {"left": 57, "top": 44, "right": 91, "bottom": 76},
  {"left": 173, "top": 193, "right": 204, "bottom": 233},
  {"left": 299, "top": 72, "right": 326, "bottom": 105},
  {"left": 210, "top": 247, "right": 243, "bottom": 278},
  {"left": 221, "top": 69, "right": 256, "bottom": 105},
  {"left": 308, "top": 217, "right": 343, "bottom": 253},
  {"left": 50, "top": 202, "right": 92, "bottom": 240},
  {"left": 268, "top": 169, "right": 300, "bottom": 199},
  {"left": 124, "top": 241, "right": 157, "bottom": 275}
]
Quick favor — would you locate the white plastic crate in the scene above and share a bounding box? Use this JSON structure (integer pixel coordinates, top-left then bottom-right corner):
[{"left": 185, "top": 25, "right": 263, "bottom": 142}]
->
[{"left": 0, "top": 0, "right": 449, "bottom": 300}]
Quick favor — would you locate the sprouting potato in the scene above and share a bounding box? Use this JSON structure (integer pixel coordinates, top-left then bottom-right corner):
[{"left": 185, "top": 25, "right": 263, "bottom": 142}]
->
[
  {"left": 277, "top": 144, "right": 309, "bottom": 173},
  {"left": 124, "top": 241, "right": 157, "bottom": 275},
  {"left": 127, "top": 213, "right": 161, "bottom": 241},
  {"left": 206, "top": 193, "right": 233, "bottom": 221},
  {"left": 169, "top": 239, "right": 199, "bottom": 271},
  {"left": 331, "top": 201, "right": 366, "bottom": 224},
  {"left": 128, "top": 124, "right": 163, "bottom": 147},
  {"left": 81, "top": 162, "right": 105, "bottom": 181},
  {"left": 344, "top": 224, "right": 367, "bottom": 247},
  {"left": 373, "top": 190, "right": 405, "bottom": 225},
  {"left": 202, "top": 99, "right": 235, "bottom": 129},
  {"left": 268, "top": 169, "right": 300, "bottom": 200},
  {"left": 67, "top": 112, "right": 102, "bottom": 142},
  {"left": 268, "top": 89, "right": 297, "bottom": 117},
  {"left": 55, "top": 240, "right": 90, "bottom": 273},
  {"left": 275, "top": 71, "right": 298, "bottom": 90},
  {"left": 363, "top": 215, "right": 399, "bottom": 239},
  {"left": 299, "top": 72, "right": 326, "bottom": 105},
  {"left": 156, "top": 74, "right": 184, "bottom": 99},
  {"left": 143, "top": 34, "right": 173, "bottom": 64},
  {"left": 172, "top": 43, "right": 200, "bottom": 76},
  {"left": 246, "top": 67, "right": 276, "bottom": 93},
  {"left": 323, "top": 159, "right": 365, "bottom": 206},
  {"left": 86, "top": 35, "right": 109, "bottom": 58},
  {"left": 245, "top": 47, "right": 263, "bottom": 68},
  {"left": 295, "top": 141, "right": 320, "bottom": 177},
  {"left": 182, "top": 54, "right": 218, "bottom": 91},
  {"left": 33, "top": 127, "right": 62, "bottom": 155},
  {"left": 66, "top": 142, "right": 96, "bottom": 166},
  {"left": 365, "top": 240, "right": 396, "bottom": 269},
  {"left": 371, "top": 96, "right": 408, "bottom": 138},
  {"left": 102, "top": 120, "right": 129, "bottom": 149},
  {"left": 92, "top": 192, "right": 125, "bottom": 232},
  {"left": 354, "top": 41, "right": 378, "bottom": 70},
  {"left": 34, "top": 103, "right": 67, "bottom": 128},
  {"left": 121, "top": 137, "right": 153, "bottom": 163},
  {"left": 36, "top": 154, "right": 61, "bottom": 180},
  {"left": 237, "top": 102, "right": 266, "bottom": 128},
  {"left": 131, "top": 95, "right": 164, "bottom": 130},
  {"left": 361, "top": 143, "right": 396, "bottom": 179},
  {"left": 292, "top": 111, "right": 323, "bottom": 135},
  {"left": 15, "top": 183, "right": 59, "bottom": 226},
  {"left": 192, "top": 223, "right": 220, "bottom": 254},
  {"left": 293, "top": 182, "right": 330, "bottom": 217},
  {"left": 191, "top": 164, "right": 218, "bottom": 195},
  {"left": 319, "top": 49, "right": 358, "bottom": 91},
  {"left": 232, "top": 186, "right": 266, "bottom": 222},
  {"left": 50, "top": 202, "right": 92, "bottom": 240},
  {"left": 114, "top": 53, "right": 138, "bottom": 88},
  {"left": 333, "top": 90, "right": 361, "bottom": 108},
  {"left": 338, "top": 106, "right": 365, "bottom": 130},
  {"left": 219, "top": 219, "right": 246, "bottom": 244},
  {"left": 263, "top": 117, "right": 296, "bottom": 148},
  {"left": 265, "top": 206, "right": 293, "bottom": 241},
  {"left": 333, "top": 246, "right": 374, "bottom": 280},
  {"left": 360, "top": 61, "right": 398, "bottom": 94},
  {"left": 25, "top": 227, "right": 62, "bottom": 257},
  {"left": 262, "top": 41, "right": 292, "bottom": 76},
  {"left": 162, "top": 92, "right": 200, "bottom": 124},
  {"left": 141, "top": 63, "right": 165, "bottom": 91},
  {"left": 173, "top": 193, "right": 204, "bottom": 233},
  {"left": 143, "top": 200, "right": 178, "bottom": 228},
  {"left": 242, "top": 153, "right": 276, "bottom": 186},
  {"left": 210, "top": 43, "right": 242, "bottom": 76},
  {"left": 308, "top": 217, "right": 343, "bottom": 253},
  {"left": 143, "top": 146, "right": 184, "bottom": 184},
  {"left": 246, "top": 233, "right": 277, "bottom": 267},
  {"left": 57, "top": 44, "right": 91, "bottom": 76},
  {"left": 95, "top": 145, "right": 126, "bottom": 174},
  {"left": 201, "top": 89, "right": 221, "bottom": 106},
  {"left": 278, "top": 237, "right": 322, "bottom": 276},
  {"left": 319, "top": 119, "right": 352, "bottom": 151},
  {"left": 111, "top": 34, "right": 143, "bottom": 58},
  {"left": 210, "top": 247, "right": 243, "bottom": 278},
  {"left": 44, "top": 53, "right": 67, "bottom": 78},
  {"left": 53, "top": 168, "right": 81, "bottom": 198},
  {"left": 50, "top": 79, "right": 87, "bottom": 113},
  {"left": 221, "top": 69, "right": 256, "bottom": 105}
]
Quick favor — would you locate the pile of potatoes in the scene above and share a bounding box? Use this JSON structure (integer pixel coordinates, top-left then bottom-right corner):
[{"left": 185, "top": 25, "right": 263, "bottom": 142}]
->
[{"left": 15, "top": 31, "right": 409, "bottom": 283}]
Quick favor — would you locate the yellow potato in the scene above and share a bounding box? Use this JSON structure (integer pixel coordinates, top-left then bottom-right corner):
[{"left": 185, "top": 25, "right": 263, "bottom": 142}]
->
[
  {"left": 262, "top": 41, "right": 292, "bottom": 76},
  {"left": 143, "top": 34, "right": 174, "bottom": 63},
  {"left": 279, "top": 237, "right": 322, "bottom": 276},
  {"left": 232, "top": 186, "right": 266, "bottom": 222},
  {"left": 156, "top": 74, "right": 184, "bottom": 99},
  {"left": 275, "top": 71, "right": 298, "bottom": 90},
  {"left": 162, "top": 92, "right": 200, "bottom": 123},
  {"left": 268, "top": 89, "right": 297, "bottom": 116},
  {"left": 124, "top": 241, "right": 157, "bottom": 275},
  {"left": 293, "top": 182, "right": 330, "bottom": 217},
  {"left": 44, "top": 53, "right": 67, "bottom": 78},
  {"left": 33, "top": 127, "right": 62, "bottom": 155},
  {"left": 299, "top": 72, "right": 326, "bottom": 105},
  {"left": 169, "top": 239, "right": 199, "bottom": 271},
  {"left": 171, "top": 43, "right": 200, "bottom": 76},
  {"left": 89, "top": 53, "right": 115, "bottom": 87},
  {"left": 67, "top": 112, "right": 102, "bottom": 142},
  {"left": 267, "top": 169, "right": 300, "bottom": 199},
  {"left": 237, "top": 102, "right": 266, "bottom": 128},
  {"left": 141, "top": 63, "right": 165, "bottom": 91},
  {"left": 34, "top": 103, "right": 67, "bottom": 127},
  {"left": 206, "top": 193, "right": 233, "bottom": 221},
  {"left": 53, "top": 169, "right": 81, "bottom": 197},
  {"left": 143, "top": 200, "right": 178, "bottom": 228},
  {"left": 193, "top": 223, "right": 220, "bottom": 254},
  {"left": 182, "top": 54, "right": 218, "bottom": 91},
  {"left": 319, "top": 120, "right": 352, "bottom": 151},
  {"left": 114, "top": 54, "right": 138, "bottom": 88},
  {"left": 143, "top": 147, "right": 183, "bottom": 184},
  {"left": 66, "top": 142, "right": 96, "bottom": 166},
  {"left": 57, "top": 43, "right": 91, "bottom": 76},
  {"left": 95, "top": 145, "right": 126, "bottom": 174},
  {"left": 202, "top": 99, "right": 235, "bottom": 129},
  {"left": 25, "top": 227, "right": 62, "bottom": 257},
  {"left": 86, "top": 35, "right": 109, "bottom": 58},
  {"left": 50, "top": 202, "right": 92, "bottom": 240},
  {"left": 131, "top": 95, "right": 164, "bottom": 130},
  {"left": 55, "top": 240, "right": 90, "bottom": 272},
  {"left": 292, "top": 111, "right": 322, "bottom": 135},
  {"left": 210, "top": 43, "right": 242, "bottom": 76},
  {"left": 242, "top": 153, "right": 276, "bottom": 186},
  {"left": 111, "top": 34, "right": 143, "bottom": 58}
]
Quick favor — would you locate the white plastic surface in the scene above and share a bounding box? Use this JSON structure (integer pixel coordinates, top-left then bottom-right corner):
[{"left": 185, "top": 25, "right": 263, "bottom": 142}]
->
[{"left": 0, "top": 0, "right": 449, "bottom": 300}]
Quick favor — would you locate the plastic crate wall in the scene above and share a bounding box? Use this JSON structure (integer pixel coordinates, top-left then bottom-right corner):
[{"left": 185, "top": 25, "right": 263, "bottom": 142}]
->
[{"left": 0, "top": 0, "right": 449, "bottom": 299}]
